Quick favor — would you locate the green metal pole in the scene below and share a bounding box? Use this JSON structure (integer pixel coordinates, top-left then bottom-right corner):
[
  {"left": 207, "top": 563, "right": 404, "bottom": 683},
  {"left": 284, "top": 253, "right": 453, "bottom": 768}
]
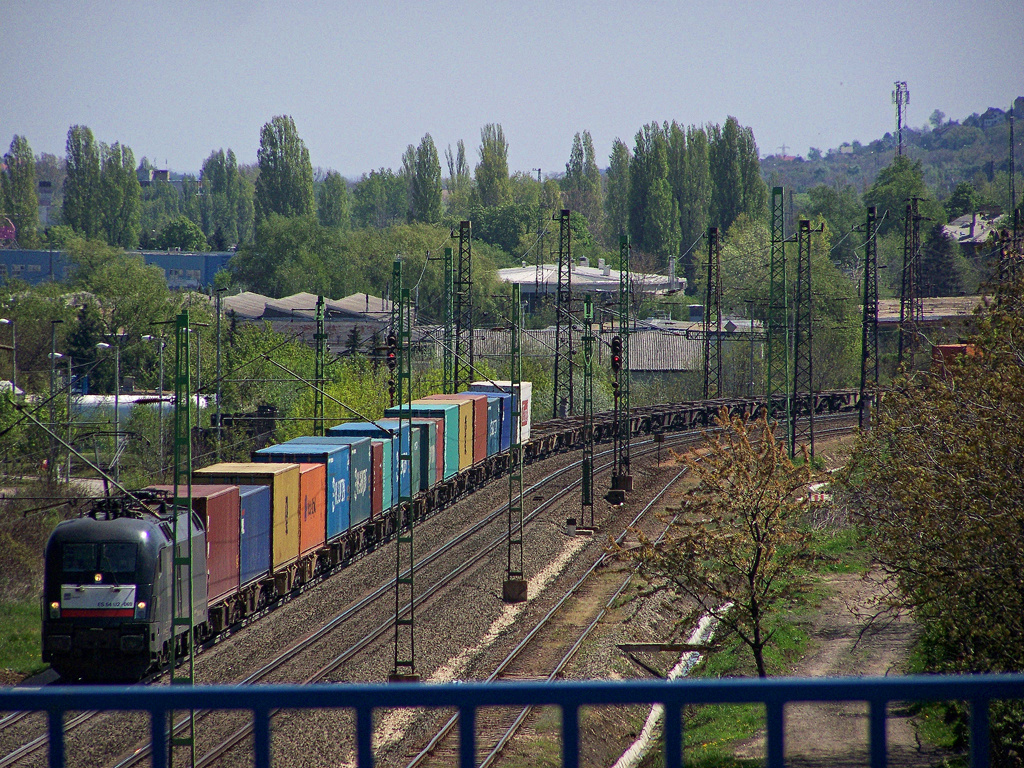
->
[
  {"left": 581, "top": 294, "right": 595, "bottom": 528},
  {"left": 767, "top": 186, "right": 792, "bottom": 448},
  {"left": 503, "top": 284, "right": 527, "bottom": 603},
  {"left": 443, "top": 246, "right": 454, "bottom": 394},
  {"left": 391, "top": 260, "right": 418, "bottom": 680},
  {"left": 169, "top": 310, "right": 195, "bottom": 768},
  {"left": 314, "top": 295, "right": 326, "bottom": 436}
]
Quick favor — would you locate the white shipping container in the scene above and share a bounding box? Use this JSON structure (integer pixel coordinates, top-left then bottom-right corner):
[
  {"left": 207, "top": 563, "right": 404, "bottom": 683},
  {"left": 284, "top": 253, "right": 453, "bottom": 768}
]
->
[{"left": 469, "top": 380, "right": 532, "bottom": 442}]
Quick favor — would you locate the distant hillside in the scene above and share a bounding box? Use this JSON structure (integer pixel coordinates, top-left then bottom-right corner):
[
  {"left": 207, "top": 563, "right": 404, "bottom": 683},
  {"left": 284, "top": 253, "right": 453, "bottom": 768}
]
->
[{"left": 761, "top": 96, "right": 1024, "bottom": 202}]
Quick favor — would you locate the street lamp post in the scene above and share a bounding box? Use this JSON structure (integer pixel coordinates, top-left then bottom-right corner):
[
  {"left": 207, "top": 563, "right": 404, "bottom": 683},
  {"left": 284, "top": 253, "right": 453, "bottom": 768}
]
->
[
  {"left": 215, "top": 288, "right": 225, "bottom": 462},
  {"left": 49, "top": 320, "right": 63, "bottom": 481},
  {"left": 143, "top": 334, "right": 166, "bottom": 480},
  {"left": 96, "top": 340, "right": 121, "bottom": 482},
  {"left": 49, "top": 351, "right": 64, "bottom": 481},
  {"left": 0, "top": 318, "right": 14, "bottom": 396},
  {"left": 66, "top": 355, "right": 72, "bottom": 481}
]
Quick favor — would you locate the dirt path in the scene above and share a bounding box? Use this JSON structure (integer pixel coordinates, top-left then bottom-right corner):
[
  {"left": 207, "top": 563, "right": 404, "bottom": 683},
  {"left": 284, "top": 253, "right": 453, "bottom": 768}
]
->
[{"left": 731, "top": 571, "right": 948, "bottom": 768}]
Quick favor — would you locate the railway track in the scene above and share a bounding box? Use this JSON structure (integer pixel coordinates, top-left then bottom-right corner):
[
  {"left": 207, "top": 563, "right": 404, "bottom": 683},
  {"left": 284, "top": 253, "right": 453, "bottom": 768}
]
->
[
  {"left": 401, "top": 414, "right": 861, "bottom": 768},
  {"left": 164, "top": 431, "right": 709, "bottom": 768},
  {"left": 0, "top": 412, "right": 860, "bottom": 768}
]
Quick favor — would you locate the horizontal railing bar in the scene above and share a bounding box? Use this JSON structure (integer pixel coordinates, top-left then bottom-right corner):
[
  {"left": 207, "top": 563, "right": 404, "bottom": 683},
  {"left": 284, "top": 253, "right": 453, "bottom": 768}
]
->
[{"left": 3, "top": 675, "right": 1022, "bottom": 713}]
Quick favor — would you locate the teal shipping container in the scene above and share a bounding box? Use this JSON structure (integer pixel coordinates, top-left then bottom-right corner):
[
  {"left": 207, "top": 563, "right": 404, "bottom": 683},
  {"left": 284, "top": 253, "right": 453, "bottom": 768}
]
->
[
  {"left": 408, "top": 418, "right": 437, "bottom": 490},
  {"left": 386, "top": 402, "right": 459, "bottom": 481}
]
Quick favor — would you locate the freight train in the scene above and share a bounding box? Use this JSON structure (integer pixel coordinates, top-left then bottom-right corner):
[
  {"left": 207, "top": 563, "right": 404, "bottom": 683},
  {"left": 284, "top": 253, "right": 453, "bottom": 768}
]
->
[{"left": 41, "top": 386, "right": 859, "bottom": 681}]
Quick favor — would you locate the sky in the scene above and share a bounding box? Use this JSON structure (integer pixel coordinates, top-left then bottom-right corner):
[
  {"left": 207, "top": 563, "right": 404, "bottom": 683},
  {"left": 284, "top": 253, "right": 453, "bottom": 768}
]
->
[{"left": 3, "top": 0, "right": 1023, "bottom": 180}]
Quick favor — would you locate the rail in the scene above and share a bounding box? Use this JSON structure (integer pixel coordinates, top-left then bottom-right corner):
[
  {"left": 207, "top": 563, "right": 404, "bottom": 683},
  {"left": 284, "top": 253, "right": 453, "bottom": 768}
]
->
[{"left": 4, "top": 675, "right": 1023, "bottom": 768}]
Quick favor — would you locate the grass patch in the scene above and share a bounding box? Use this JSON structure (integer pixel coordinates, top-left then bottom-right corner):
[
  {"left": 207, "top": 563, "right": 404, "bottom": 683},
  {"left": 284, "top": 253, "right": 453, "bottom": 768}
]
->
[
  {"left": 0, "top": 599, "right": 45, "bottom": 676},
  {"left": 802, "top": 525, "right": 871, "bottom": 574},
  {"left": 674, "top": 704, "right": 765, "bottom": 768},
  {"left": 634, "top": 529, "right": 870, "bottom": 764}
]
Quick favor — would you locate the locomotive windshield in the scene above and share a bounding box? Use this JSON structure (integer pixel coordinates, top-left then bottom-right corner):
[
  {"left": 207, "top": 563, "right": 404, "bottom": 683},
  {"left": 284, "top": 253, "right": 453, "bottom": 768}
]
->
[{"left": 62, "top": 542, "right": 138, "bottom": 579}]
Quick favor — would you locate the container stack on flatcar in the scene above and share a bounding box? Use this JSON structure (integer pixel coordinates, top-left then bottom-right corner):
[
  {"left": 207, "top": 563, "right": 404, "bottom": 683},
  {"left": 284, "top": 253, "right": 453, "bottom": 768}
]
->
[{"left": 41, "top": 385, "right": 860, "bottom": 680}]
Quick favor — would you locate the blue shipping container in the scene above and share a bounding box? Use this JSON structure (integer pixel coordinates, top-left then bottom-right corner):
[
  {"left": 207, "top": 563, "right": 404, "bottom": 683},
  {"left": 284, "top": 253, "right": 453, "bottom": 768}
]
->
[
  {"left": 287, "top": 436, "right": 372, "bottom": 527},
  {"left": 329, "top": 421, "right": 413, "bottom": 499},
  {"left": 462, "top": 392, "right": 502, "bottom": 456},
  {"left": 238, "top": 484, "right": 271, "bottom": 586},
  {"left": 251, "top": 443, "right": 351, "bottom": 541}
]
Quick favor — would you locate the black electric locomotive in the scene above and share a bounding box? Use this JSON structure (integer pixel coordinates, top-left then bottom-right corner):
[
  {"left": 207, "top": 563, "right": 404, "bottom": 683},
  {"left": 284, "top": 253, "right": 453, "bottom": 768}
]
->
[{"left": 42, "top": 494, "right": 207, "bottom": 682}]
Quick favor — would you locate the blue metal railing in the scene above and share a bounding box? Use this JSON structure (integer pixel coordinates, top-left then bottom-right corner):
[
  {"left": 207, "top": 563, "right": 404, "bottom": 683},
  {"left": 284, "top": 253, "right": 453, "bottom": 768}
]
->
[{"left": 3, "top": 675, "right": 1023, "bottom": 768}]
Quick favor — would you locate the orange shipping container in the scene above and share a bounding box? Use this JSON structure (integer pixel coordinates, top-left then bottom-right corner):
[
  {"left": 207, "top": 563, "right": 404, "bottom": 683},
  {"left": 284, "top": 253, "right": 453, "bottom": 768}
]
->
[{"left": 298, "top": 463, "right": 327, "bottom": 557}]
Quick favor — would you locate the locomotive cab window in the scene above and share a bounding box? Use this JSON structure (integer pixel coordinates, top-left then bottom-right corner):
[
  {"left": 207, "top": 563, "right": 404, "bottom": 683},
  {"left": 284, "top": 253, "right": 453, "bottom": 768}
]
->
[
  {"left": 62, "top": 543, "right": 98, "bottom": 574},
  {"left": 62, "top": 542, "right": 138, "bottom": 579},
  {"left": 100, "top": 543, "right": 137, "bottom": 576}
]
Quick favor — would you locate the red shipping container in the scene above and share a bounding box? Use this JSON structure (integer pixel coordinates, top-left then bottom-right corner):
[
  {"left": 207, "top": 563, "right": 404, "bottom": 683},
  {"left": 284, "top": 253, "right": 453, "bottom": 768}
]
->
[
  {"left": 422, "top": 416, "right": 444, "bottom": 483},
  {"left": 370, "top": 440, "right": 383, "bottom": 519},
  {"left": 298, "top": 463, "right": 327, "bottom": 557},
  {"left": 146, "top": 484, "right": 240, "bottom": 604}
]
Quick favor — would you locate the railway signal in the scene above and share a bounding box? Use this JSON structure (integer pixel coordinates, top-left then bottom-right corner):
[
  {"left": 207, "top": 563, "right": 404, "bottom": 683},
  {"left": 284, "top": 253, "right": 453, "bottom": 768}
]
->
[
  {"left": 386, "top": 332, "right": 398, "bottom": 371},
  {"left": 610, "top": 335, "right": 622, "bottom": 372}
]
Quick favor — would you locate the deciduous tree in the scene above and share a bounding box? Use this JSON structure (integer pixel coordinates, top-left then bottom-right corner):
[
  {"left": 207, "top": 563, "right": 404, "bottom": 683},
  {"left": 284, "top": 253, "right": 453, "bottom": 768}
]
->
[
  {"left": 351, "top": 169, "right": 407, "bottom": 229},
  {"left": 62, "top": 125, "right": 102, "bottom": 239},
  {"left": 158, "top": 215, "right": 209, "bottom": 252},
  {"left": 100, "top": 142, "right": 141, "bottom": 249},
  {"left": 317, "top": 170, "right": 351, "bottom": 230},
  {"left": 604, "top": 139, "right": 631, "bottom": 244},
  {"left": 562, "top": 130, "right": 602, "bottom": 231},
  {"left": 1, "top": 135, "right": 40, "bottom": 247},
  {"left": 845, "top": 280, "right": 1024, "bottom": 760},
  {"left": 620, "top": 408, "right": 813, "bottom": 678},
  {"left": 254, "top": 115, "right": 315, "bottom": 226},
  {"left": 445, "top": 139, "right": 473, "bottom": 220},
  {"left": 201, "top": 149, "right": 255, "bottom": 248},
  {"left": 410, "top": 133, "right": 442, "bottom": 224},
  {"left": 475, "top": 124, "right": 510, "bottom": 207}
]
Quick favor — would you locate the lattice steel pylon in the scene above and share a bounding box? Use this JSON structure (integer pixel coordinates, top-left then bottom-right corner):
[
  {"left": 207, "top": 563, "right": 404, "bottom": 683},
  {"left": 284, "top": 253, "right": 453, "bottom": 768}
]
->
[
  {"left": 580, "top": 294, "right": 595, "bottom": 528},
  {"left": 609, "top": 234, "right": 633, "bottom": 502},
  {"left": 503, "top": 284, "right": 527, "bottom": 603},
  {"left": 898, "top": 199, "right": 924, "bottom": 369},
  {"left": 702, "top": 227, "right": 722, "bottom": 401},
  {"left": 791, "top": 220, "right": 820, "bottom": 458},
  {"left": 443, "top": 246, "right": 455, "bottom": 394},
  {"left": 766, "top": 187, "right": 791, "bottom": 440},
  {"left": 893, "top": 81, "right": 910, "bottom": 157},
  {"left": 390, "top": 260, "right": 418, "bottom": 681},
  {"left": 859, "top": 207, "right": 880, "bottom": 430},
  {"left": 453, "top": 221, "right": 473, "bottom": 393},
  {"left": 314, "top": 295, "right": 326, "bottom": 436},
  {"left": 169, "top": 310, "right": 195, "bottom": 768},
  {"left": 552, "top": 209, "right": 573, "bottom": 419}
]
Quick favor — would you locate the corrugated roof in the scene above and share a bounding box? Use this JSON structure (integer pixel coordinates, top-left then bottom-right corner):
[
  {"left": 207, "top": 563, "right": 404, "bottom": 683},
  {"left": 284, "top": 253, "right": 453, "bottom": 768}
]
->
[
  {"left": 498, "top": 263, "right": 681, "bottom": 294},
  {"left": 220, "top": 291, "right": 392, "bottom": 321}
]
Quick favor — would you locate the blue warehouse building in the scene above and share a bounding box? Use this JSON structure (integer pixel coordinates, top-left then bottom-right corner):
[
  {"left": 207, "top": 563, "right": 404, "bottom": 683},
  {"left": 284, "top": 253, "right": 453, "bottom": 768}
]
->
[{"left": 0, "top": 248, "right": 233, "bottom": 289}]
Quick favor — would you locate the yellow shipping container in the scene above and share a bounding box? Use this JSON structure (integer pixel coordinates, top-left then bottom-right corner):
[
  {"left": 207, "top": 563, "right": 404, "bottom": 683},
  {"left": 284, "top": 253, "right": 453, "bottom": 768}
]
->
[
  {"left": 194, "top": 462, "right": 300, "bottom": 571},
  {"left": 417, "top": 396, "right": 474, "bottom": 471}
]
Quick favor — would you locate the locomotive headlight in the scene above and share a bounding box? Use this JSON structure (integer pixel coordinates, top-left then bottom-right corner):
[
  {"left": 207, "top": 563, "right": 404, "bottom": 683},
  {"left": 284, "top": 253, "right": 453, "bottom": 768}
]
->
[
  {"left": 49, "top": 601, "right": 60, "bottom": 618},
  {"left": 134, "top": 600, "right": 148, "bottom": 619},
  {"left": 94, "top": 573, "right": 102, "bottom": 583}
]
